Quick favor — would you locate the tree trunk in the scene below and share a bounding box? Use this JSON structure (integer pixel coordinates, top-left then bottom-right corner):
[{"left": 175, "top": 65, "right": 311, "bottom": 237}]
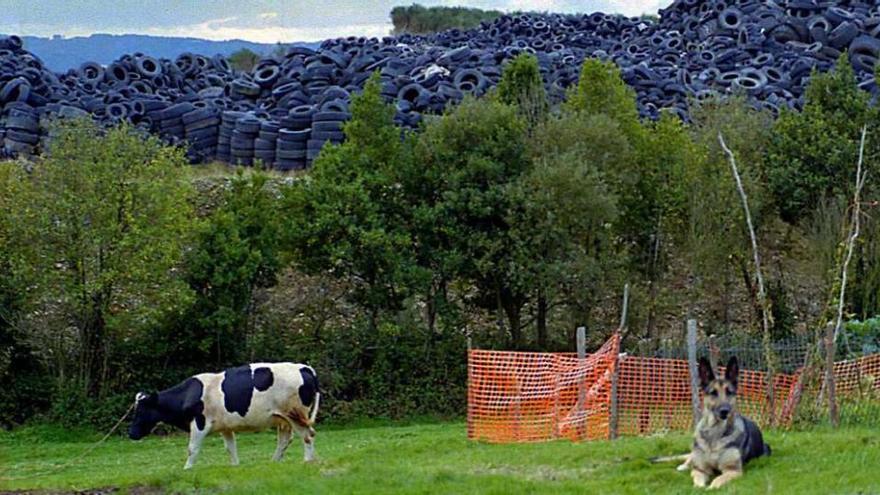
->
[{"left": 536, "top": 287, "right": 548, "bottom": 349}]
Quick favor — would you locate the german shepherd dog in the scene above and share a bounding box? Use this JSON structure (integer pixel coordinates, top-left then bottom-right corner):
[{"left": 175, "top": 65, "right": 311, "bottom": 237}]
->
[{"left": 653, "top": 356, "right": 771, "bottom": 489}]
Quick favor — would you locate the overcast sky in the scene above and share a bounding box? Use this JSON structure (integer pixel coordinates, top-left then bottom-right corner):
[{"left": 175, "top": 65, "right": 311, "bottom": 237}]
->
[{"left": 0, "top": 1, "right": 664, "bottom": 43}]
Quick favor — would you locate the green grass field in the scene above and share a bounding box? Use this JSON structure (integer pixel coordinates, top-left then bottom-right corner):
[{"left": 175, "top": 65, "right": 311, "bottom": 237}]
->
[{"left": 1, "top": 422, "right": 878, "bottom": 494}]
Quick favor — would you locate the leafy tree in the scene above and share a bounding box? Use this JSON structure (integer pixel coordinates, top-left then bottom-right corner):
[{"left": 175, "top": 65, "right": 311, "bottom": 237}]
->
[
  {"left": 283, "top": 72, "right": 418, "bottom": 329},
  {"left": 509, "top": 112, "right": 623, "bottom": 347},
  {"left": 391, "top": 4, "right": 503, "bottom": 34},
  {"left": 27, "top": 120, "right": 195, "bottom": 398},
  {"left": 0, "top": 162, "right": 49, "bottom": 426},
  {"left": 566, "top": 58, "right": 642, "bottom": 140},
  {"left": 410, "top": 96, "right": 531, "bottom": 346},
  {"left": 766, "top": 53, "right": 876, "bottom": 223},
  {"left": 229, "top": 48, "right": 261, "bottom": 72},
  {"left": 184, "top": 172, "right": 284, "bottom": 365},
  {"left": 496, "top": 53, "right": 548, "bottom": 130},
  {"left": 687, "top": 97, "right": 777, "bottom": 331}
]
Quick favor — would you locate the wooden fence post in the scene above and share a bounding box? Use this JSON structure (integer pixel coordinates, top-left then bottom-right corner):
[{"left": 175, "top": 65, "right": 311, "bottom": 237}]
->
[
  {"left": 687, "top": 319, "right": 701, "bottom": 428},
  {"left": 609, "top": 285, "right": 628, "bottom": 440},
  {"left": 576, "top": 326, "right": 587, "bottom": 438}
]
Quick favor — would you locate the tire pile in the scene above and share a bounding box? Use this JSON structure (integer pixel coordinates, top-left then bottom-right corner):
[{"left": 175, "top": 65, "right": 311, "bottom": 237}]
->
[{"left": 2, "top": 0, "right": 880, "bottom": 166}]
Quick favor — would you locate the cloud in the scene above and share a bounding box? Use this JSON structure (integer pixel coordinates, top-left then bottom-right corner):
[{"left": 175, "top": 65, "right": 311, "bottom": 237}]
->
[
  {"left": 138, "top": 16, "right": 392, "bottom": 42},
  {"left": 259, "top": 12, "right": 279, "bottom": 20}
]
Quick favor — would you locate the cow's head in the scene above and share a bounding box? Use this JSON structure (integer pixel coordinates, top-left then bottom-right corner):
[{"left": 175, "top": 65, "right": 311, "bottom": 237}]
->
[{"left": 129, "top": 391, "right": 160, "bottom": 440}]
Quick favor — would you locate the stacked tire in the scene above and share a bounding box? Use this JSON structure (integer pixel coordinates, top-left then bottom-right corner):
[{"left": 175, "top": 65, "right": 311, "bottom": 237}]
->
[
  {"left": 254, "top": 120, "right": 279, "bottom": 169},
  {"left": 217, "top": 111, "right": 243, "bottom": 163},
  {"left": 276, "top": 104, "right": 314, "bottom": 171},
  {"left": 231, "top": 115, "right": 260, "bottom": 166},
  {"left": 156, "top": 102, "right": 193, "bottom": 145},
  {"left": 2, "top": 102, "right": 40, "bottom": 158},
  {"left": 307, "top": 110, "right": 350, "bottom": 166},
  {"left": 183, "top": 105, "right": 220, "bottom": 162}
]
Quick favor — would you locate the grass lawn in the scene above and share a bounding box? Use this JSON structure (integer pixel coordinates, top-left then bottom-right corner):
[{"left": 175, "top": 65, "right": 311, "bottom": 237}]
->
[{"left": 1, "top": 422, "right": 878, "bottom": 494}]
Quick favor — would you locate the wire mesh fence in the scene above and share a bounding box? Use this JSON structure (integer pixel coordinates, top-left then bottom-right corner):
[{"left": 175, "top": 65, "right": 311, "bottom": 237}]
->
[{"left": 467, "top": 329, "right": 880, "bottom": 443}]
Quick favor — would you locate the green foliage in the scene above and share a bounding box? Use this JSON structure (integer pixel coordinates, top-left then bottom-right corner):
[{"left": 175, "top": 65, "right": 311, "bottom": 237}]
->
[
  {"left": 844, "top": 317, "right": 880, "bottom": 357},
  {"left": 766, "top": 53, "right": 876, "bottom": 223},
  {"left": 686, "top": 97, "right": 775, "bottom": 327},
  {"left": 27, "top": 119, "right": 195, "bottom": 400},
  {"left": 229, "top": 48, "right": 261, "bottom": 72},
  {"left": 412, "top": 96, "right": 530, "bottom": 346},
  {"left": 390, "top": 4, "right": 502, "bottom": 34},
  {"left": 512, "top": 112, "right": 626, "bottom": 345},
  {"left": 284, "top": 73, "right": 418, "bottom": 322},
  {"left": 566, "top": 58, "right": 641, "bottom": 139},
  {"left": 496, "top": 53, "right": 548, "bottom": 130},
  {"left": 0, "top": 163, "right": 50, "bottom": 427},
  {"left": 184, "top": 172, "right": 284, "bottom": 364}
]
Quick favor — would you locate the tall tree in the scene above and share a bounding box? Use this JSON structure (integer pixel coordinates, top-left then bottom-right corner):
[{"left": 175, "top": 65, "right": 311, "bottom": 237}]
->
[
  {"left": 28, "top": 120, "right": 195, "bottom": 397},
  {"left": 229, "top": 48, "right": 261, "bottom": 72},
  {"left": 185, "top": 172, "right": 284, "bottom": 365},
  {"left": 411, "top": 96, "right": 531, "bottom": 347},
  {"left": 496, "top": 53, "right": 548, "bottom": 131},
  {"left": 284, "top": 72, "right": 418, "bottom": 329}
]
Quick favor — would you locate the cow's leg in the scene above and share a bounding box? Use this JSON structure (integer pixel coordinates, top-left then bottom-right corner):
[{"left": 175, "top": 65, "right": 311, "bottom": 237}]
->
[
  {"left": 184, "top": 420, "right": 210, "bottom": 470},
  {"left": 222, "top": 431, "right": 239, "bottom": 466},
  {"left": 292, "top": 424, "right": 316, "bottom": 462},
  {"left": 272, "top": 424, "right": 293, "bottom": 462}
]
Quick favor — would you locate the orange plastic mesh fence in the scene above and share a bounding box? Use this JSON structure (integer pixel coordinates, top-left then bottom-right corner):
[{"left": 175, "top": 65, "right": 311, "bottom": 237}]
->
[
  {"left": 468, "top": 334, "right": 880, "bottom": 443},
  {"left": 834, "top": 353, "right": 880, "bottom": 396},
  {"left": 467, "top": 334, "right": 619, "bottom": 443}
]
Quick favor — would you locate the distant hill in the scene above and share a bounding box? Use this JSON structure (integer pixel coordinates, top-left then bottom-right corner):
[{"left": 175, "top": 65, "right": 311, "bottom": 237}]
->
[{"left": 9, "top": 33, "right": 321, "bottom": 72}]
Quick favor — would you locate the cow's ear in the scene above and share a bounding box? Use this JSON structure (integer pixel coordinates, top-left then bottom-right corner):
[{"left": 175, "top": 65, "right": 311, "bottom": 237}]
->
[
  {"left": 698, "top": 357, "right": 714, "bottom": 390},
  {"left": 725, "top": 356, "right": 739, "bottom": 387}
]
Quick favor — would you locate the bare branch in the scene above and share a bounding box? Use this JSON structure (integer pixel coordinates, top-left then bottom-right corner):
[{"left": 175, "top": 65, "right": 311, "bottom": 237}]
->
[
  {"left": 833, "top": 125, "right": 868, "bottom": 343},
  {"left": 719, "top": 132, "right": 776, "bottom": 425}
]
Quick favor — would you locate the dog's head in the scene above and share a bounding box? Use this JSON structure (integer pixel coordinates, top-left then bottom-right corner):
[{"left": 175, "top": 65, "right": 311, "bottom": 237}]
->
[{"left": 699, "top": 356, "right": 739, "bottom": 421}]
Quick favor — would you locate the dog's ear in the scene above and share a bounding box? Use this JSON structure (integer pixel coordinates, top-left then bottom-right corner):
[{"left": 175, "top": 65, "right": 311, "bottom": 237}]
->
[
  {"left": 725, "top": 356, "right": 739, "bottom": 387},
  {"left": 698, "top": 357, "right": 714, "bottom": 389}
]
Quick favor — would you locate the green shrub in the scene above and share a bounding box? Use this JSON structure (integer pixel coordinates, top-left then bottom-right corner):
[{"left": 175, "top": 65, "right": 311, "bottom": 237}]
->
[{"left": 766, "top": 53, "right": 876, "bottom": 223}]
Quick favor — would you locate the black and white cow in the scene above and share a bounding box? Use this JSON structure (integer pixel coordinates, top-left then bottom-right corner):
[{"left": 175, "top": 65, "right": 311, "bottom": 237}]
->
[{"left": 129, "top": 362, "right": 320, "bottom": 469}]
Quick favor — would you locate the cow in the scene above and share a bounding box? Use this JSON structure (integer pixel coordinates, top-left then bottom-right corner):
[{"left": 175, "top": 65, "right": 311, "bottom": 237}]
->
[{"left": 128, "top": 362, "right": 320, "bottom": 469}]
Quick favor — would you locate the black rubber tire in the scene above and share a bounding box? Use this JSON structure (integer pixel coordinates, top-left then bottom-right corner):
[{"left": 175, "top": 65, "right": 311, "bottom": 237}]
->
[
  {"left": 182, "top": 108, "right": 217, "bottom": 126},
  {"left": 254, "top": 138, "right": 276, "bottom": 151},
  {"left": 276, "top": 139, "right": 306, "bottom": 152},
  {"left": 278, "top": 128, "right": 311, "bottom": 142},
  {"left": 231, "top": 138, "right": 255, "bottom": 150},
  {"left": 276, "top": 149, "right": 307, "bottom": 160},
  {"left": 161, "top": 102, "right": 196, "bottom": 121},
  {"left": 254, "top": 65, "right": 281, "bottom": 88},
  {"left": 828, "top": 21, "right": 858, "bottom": 50},
  {"left": 5, "top": 114, "right": 39, "bottom": 132},
  {"left": 258, "top": 131, "right": 279, "bottom": 141},
  {"left": 186, "top": 126, "right": 219, "bottom": 141},
  {"left": 312, "top": 111, "right": 350, "bottom": 122},
  {"left": 6, "top": 129, "right": 40, "bottom": 145},
  {"left": 310, "top": 130, "right": 344, "bottom": 142},
  {"left": 235, "top": 119, "right": 262, "bottom": 134},
  {"left": 232, "top": 79, "right": 261, "bottom": 97},
  {"left": 0, "top": 78, "right": 30, "bottom": 104},
  {"left": 718, "top": 8, "right": 743, "bottom": 30},
  {"left": 312, "top": 120, "right": 343, "bottom": 133},
  {"left": 135, "top": 56, "right": 162, "bottom": 78},
  {"left": 78, "top": 62, "right": 105, "bottom": 84}
]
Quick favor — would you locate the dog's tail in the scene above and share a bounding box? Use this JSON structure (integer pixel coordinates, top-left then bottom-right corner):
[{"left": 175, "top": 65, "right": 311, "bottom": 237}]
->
[{"left": 650, "top": 453, "right": 690, "bottom": 464}]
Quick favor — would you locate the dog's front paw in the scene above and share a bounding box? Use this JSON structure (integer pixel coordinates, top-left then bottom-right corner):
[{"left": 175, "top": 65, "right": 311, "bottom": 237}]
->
[{"left": 691, "top": 471, "right": 709, "bottom": 488}]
